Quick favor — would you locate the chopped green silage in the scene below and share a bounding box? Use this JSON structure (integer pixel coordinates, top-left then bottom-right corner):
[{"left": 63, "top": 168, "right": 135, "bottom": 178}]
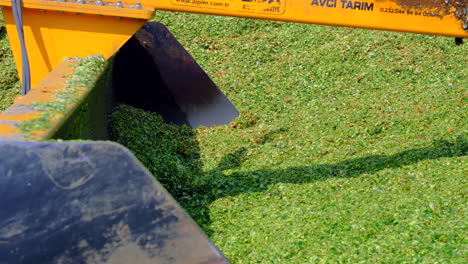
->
[
  {"left": 110, "top": 12, "right": 468, "bottom": 263},
  {"left": 109, "top": 105, "right": 202, "bottom": 198},
  {"left": 0, "top": 13, "right": 20, "bottom": 111},
  {"left": 17, "top": 55, "right": 106, "bottom": 134},
  {"left": 111, "top": 103, "right": 467, "bottom": 263}
]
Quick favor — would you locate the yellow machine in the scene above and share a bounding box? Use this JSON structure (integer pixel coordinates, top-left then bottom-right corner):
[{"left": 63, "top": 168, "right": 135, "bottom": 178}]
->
[
  {"left": 1, "top": 0, "right": 467, "bottom": 89},
  {"left": 0, "top": 1, "right": 466, "bottom": 263}
]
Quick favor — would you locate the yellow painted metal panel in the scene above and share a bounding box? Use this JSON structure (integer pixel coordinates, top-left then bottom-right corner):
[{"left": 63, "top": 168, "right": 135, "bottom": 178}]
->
[
  {"left": 1, "top": 8, "right": 146, "bottom": 88},
  {"left": 149, "top": 0, "right": 468, "bottom": 37},
  {"left": 1, "top": 0, "right": 465, "bottom": 37}
]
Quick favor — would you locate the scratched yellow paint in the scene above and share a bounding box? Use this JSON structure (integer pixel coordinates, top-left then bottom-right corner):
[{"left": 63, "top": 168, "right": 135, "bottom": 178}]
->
[
  {"left": 0, "top": 112, "right": 41, "bottom": 122},
  {"left": 0, "top": 124, "right": 18, "bottom": 136},
  {"left": 0, "top": 59, "right": 94, "bottom": 141}
]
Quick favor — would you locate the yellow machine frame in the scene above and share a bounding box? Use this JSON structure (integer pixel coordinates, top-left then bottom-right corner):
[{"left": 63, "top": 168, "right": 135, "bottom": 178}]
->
[{"left": 1, "top": 0, "right": 467, "bottom": 87}]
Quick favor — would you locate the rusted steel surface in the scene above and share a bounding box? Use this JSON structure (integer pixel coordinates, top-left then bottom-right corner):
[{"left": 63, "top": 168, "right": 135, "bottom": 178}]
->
[
  {"left": 390, "top": 0, "right": 468, "bottom": 30},
  {"left": 0, "top": 142, "right": 230, "bottom": 264},
  {"left": 113, "top": 22, "right": 239, "bottom": 128}
]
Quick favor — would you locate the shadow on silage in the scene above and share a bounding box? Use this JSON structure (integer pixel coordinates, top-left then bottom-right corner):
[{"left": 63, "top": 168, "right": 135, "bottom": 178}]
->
[
  {"left": 109, "top": 104, "right": 467, "bottom": 235},
  {"left": 0, "top": 27, "right": 6, "bottom": 42}
]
